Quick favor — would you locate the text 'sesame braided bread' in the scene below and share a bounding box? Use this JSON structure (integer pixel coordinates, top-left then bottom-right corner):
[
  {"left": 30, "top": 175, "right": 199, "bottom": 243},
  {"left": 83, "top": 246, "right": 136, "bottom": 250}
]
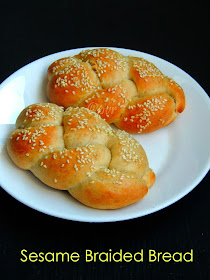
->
[
  {"left": 47, "top": 48, "right": 185, "bottom": 134},
  {"left": 7, "top": 103, "right": 155, "bottom": 209}
]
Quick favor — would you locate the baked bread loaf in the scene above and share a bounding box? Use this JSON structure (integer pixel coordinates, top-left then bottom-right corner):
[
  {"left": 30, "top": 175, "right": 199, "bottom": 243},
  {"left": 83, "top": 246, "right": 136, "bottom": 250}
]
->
[
  {"left": 7, "top": 103, "right": 155, "bottom": 209},
  {"left": 47, "top": 48, "right": 185, "bottom": 134}
]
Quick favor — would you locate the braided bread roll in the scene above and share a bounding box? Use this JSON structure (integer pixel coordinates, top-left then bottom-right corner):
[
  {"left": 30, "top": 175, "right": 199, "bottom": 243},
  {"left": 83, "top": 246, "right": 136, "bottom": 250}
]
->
[
  {"left": 47, "top": 48, "right": 185, "bottom": 134},
  {"left": 7, "top": 103, "right": 155, "bottom": 209}
]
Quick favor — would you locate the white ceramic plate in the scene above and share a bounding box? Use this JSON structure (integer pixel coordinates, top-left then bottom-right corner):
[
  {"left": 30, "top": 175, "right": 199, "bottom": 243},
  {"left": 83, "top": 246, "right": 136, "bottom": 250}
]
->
[{"left": 0, "top": 47, "right": 210, "bottom": 222}]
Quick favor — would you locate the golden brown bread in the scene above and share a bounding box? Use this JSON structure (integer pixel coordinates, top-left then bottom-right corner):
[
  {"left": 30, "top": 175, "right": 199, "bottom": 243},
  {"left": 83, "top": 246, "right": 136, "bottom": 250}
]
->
[
  {"left": 47, "top": 48, "right": 185, "bottom": 134},
  {"left": 7, "top": 103, "right": 155, "bottom": 209}
]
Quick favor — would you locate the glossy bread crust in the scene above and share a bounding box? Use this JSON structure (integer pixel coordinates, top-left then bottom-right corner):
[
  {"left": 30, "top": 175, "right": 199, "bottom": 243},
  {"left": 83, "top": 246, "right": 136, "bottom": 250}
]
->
[
  {"left": 47, "top": 48, "right": 185, "bottom": 134},
  {"left": 7, "top": 103, "right": 155, "bottom": 209}
]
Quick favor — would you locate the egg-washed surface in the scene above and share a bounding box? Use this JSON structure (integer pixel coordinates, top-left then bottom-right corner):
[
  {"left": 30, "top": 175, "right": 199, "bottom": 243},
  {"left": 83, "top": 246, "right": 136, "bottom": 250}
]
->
[
  {"left": 7, "top": 103, "right": 155, "bottom": 209},
  {"left": 47, "top": 48, "right": 185, "bottom": 134}
]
